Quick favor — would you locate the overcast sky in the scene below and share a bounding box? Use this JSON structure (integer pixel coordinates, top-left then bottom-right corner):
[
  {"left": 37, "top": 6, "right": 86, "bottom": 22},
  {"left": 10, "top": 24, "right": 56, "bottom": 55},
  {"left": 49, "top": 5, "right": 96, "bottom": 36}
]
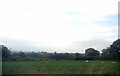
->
[{"left": 0, "top": 0, "right": 119, "bottom": 53}]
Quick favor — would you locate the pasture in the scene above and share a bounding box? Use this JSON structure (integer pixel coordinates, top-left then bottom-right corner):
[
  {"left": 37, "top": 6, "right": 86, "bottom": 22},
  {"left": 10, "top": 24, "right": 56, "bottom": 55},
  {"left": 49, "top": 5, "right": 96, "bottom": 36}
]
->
[{"left": 2, "top": 60, "right": 119, "bottom": 74}]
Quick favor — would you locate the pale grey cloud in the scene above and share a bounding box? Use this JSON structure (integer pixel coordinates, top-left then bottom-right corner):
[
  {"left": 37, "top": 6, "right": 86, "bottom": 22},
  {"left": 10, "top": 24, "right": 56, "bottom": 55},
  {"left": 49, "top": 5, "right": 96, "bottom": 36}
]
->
[{"left": 0, "top": 0, "right": 118, "bottom": 53}]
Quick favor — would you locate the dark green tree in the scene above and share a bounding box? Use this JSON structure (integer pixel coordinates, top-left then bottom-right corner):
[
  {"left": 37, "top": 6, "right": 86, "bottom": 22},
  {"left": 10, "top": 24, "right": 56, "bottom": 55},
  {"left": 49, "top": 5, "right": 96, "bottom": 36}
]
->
[
  {"left": 102, "top": 39, "right": 120, "bottom": 60},
  {"left": 85, "top": 48, "right": 100, "bottom": 57},
  {"left": 19, "top": 51, "right": 26, "bottom": 58},
  {"left": 1, "top": 45, "right": 11, "bottom": 61},
  {"left": 110, "top": 39, "right": 120, "bottom": 60},
  {"left": 74, "top": 53, "right": 80, "bottom": 60}
]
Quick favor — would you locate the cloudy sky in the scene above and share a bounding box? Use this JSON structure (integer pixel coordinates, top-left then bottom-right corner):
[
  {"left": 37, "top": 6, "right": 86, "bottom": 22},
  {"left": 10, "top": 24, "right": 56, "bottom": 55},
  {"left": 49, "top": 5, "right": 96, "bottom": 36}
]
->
[{"left": 0, "top": 0, "right": 119, "bottom": 53}]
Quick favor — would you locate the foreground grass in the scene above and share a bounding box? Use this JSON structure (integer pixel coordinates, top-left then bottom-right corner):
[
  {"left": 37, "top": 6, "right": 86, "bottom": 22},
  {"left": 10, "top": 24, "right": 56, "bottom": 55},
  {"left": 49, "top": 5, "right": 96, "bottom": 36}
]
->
[{"left": 2, "top": 60, "right": 120, "bottom": 74}]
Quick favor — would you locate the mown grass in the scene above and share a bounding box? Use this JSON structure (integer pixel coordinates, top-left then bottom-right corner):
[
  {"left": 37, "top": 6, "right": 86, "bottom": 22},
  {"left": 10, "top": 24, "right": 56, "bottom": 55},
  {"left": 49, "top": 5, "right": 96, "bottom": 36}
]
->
[{"left": 2, "top": 60, "right": 119, "bottom": 74}]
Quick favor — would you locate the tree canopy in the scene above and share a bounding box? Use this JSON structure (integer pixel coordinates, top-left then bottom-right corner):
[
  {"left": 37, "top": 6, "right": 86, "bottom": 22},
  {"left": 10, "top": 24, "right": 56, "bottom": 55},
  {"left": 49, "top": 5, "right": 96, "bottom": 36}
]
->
[
  {"left": 1, "top": 45, "right": 11, "bottom": 61},
  {"left": 85, "top": 48, "right": 100, "bottom": 57},
  {"left": 101, "top": 39, "right": 120, "bottom": 60}
]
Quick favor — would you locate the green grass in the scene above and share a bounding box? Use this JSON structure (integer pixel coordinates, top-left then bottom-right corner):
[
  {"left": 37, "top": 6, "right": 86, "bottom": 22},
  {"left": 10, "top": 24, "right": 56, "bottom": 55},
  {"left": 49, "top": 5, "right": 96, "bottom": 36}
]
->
[{"left": 2, "top": 60, "right": 120, "bottom": 74}]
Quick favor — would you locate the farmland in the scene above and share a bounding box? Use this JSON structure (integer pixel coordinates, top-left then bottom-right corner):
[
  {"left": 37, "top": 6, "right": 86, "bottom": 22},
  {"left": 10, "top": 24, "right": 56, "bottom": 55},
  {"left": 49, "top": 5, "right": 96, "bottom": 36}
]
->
[{"left": 2, "top": 60, "right": 120, "bottom": 74}]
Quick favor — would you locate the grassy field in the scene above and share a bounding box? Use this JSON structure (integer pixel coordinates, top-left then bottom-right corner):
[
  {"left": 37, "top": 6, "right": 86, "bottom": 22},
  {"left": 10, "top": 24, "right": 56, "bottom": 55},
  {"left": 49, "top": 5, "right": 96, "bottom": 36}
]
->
[{"left": 2, "top": 60, "right": 120, "bottom": 74}]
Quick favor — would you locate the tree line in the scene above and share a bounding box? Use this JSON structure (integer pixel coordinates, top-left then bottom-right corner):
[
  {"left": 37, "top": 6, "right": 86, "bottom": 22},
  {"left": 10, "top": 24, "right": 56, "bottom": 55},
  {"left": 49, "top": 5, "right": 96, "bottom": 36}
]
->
[{"left": 1, "top": 39, "right": 120, "bottom": 61}]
